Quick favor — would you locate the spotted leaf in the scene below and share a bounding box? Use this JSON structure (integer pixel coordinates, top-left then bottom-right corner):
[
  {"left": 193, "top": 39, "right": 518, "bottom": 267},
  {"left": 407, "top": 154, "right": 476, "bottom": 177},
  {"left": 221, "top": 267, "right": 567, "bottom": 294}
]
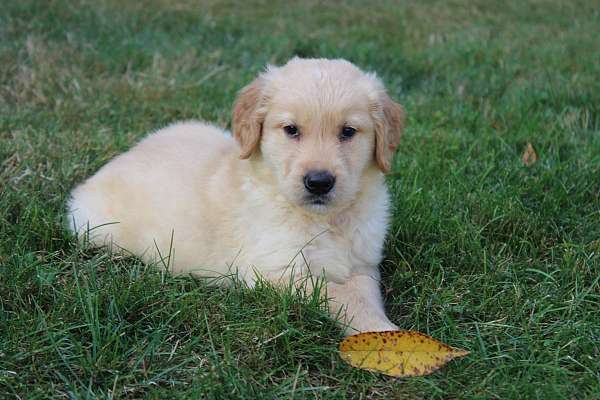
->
[{"left": 339, "top": 330, "right": 469, "bottom": 377}]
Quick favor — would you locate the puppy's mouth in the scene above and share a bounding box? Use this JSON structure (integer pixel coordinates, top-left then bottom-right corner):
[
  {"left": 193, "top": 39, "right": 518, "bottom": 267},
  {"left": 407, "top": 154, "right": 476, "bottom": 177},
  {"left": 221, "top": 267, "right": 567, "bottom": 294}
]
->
[{"left": 304, "top": 194, "right": 332, "bottom": 207}]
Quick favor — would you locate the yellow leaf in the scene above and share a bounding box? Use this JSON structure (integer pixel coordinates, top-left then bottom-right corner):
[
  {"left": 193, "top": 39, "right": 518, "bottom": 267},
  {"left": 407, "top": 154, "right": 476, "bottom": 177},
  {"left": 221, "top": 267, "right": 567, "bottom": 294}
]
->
[
  {"left": 339, "top": 330, "right": 469, "bottom": 377},
  {"left": 522, "top": 142, "right": 538, "bottom": 166}
]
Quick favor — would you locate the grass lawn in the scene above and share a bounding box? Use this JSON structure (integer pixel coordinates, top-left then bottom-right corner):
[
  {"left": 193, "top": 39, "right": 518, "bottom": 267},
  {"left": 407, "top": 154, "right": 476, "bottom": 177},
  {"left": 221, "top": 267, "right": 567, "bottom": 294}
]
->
[{"left": 1, "top": 0, "right": 599, "bottom": 398}]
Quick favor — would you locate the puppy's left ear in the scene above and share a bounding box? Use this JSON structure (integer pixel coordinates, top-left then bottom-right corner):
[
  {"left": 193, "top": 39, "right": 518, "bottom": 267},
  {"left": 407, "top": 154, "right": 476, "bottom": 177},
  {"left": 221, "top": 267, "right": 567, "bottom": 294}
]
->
[
  {"left": 232, "top": 77, "right": 266, "bottom": 159},
  {"left": 373, "top": 93, "right": 405, "bottom": 173}
]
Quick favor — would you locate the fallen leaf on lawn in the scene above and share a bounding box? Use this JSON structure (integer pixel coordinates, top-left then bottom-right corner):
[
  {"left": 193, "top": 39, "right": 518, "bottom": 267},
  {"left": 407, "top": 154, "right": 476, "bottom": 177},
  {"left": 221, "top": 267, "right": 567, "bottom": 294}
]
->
[
  {"left": 339, "top": 330, "right": 469, "bottom": 377},
  {"left": 522, "top": 142, "right": 538, "bottom": 166}
]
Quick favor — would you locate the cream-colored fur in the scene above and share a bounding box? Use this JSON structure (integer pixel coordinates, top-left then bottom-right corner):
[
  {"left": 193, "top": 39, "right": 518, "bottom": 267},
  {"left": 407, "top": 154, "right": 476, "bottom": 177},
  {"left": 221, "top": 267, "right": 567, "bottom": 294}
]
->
[{"left": 67, "top": 57, "right": 404, "bottom": 335}]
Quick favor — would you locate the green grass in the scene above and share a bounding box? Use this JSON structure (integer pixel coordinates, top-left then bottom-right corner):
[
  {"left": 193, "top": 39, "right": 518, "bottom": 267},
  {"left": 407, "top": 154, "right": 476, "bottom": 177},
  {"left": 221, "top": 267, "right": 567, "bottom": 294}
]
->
[{"left": 1, "top": 0, "right": 599, "bottom": 398}]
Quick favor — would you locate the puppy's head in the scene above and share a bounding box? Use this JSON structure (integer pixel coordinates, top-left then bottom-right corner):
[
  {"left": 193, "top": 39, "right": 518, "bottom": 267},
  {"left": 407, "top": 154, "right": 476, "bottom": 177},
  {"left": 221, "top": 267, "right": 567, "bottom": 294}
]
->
[{"left": 232, "top": 57, "right": 404, "bottom": 211}]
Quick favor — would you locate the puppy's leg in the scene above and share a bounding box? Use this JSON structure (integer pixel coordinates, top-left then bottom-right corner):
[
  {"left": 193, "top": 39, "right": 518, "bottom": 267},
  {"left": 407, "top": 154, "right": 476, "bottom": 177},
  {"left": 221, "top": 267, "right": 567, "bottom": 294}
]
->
[{"left": 327, "top": 274, "right": 398, "bottom": 336}]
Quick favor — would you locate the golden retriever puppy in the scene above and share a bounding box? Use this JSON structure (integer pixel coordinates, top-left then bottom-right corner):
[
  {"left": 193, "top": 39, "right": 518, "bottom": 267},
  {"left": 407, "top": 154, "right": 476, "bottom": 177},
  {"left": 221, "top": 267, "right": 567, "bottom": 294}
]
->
[{"left": 67, "top": 57, "right": 404, "bottom": 335}]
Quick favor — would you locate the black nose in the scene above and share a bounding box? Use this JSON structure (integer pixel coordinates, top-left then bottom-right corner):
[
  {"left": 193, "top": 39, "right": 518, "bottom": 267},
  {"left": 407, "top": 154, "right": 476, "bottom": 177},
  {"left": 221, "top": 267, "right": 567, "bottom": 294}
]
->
[{"left": 303, "top": 170, "right": 336, "bottom": 195}]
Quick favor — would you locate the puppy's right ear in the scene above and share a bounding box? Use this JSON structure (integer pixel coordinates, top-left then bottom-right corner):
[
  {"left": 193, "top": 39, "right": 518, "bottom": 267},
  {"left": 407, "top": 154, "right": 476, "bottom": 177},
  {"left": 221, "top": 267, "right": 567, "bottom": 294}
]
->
[{"left": 232, "top": 78, "right": 266, "bottom": 159}]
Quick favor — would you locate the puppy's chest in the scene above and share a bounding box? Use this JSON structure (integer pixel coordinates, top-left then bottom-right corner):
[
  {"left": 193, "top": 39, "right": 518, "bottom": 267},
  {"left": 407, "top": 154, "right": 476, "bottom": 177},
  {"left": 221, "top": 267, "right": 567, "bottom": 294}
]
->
[
  {"left": 238, "top": 187, "right": 389, "bottom": 283},
  {"left": 302, "top": 215, "right": 386, "bottom": 282}
]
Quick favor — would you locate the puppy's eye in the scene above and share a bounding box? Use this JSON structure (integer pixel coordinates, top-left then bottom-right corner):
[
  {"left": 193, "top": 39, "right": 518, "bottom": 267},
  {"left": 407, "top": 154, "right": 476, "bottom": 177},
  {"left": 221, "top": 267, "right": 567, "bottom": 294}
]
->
[
  {"left": 340, "top": 126, "right": 356, "bottom": 141},
  {"left": 284, "top": 125, "right": 299, "bottom": 138}
]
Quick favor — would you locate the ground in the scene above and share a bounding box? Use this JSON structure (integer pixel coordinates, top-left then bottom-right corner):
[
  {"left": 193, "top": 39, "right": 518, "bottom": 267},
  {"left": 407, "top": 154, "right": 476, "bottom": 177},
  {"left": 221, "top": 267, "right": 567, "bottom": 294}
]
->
[{"left": 1, "top": 0, "right": 599, "bottom": 398}]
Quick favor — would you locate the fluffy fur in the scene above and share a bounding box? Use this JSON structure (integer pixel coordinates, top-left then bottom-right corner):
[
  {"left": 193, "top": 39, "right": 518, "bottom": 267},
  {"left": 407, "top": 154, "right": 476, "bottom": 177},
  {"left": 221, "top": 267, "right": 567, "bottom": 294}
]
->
[{"left": 67, "top": 57, "right": 404, "bottom": 334}]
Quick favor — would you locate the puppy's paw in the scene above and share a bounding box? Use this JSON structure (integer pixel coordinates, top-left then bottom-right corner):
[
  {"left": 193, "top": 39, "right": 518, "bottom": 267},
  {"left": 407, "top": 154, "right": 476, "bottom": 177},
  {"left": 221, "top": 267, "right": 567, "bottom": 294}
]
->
[{"left": 343, "top": 318, "right": 399, "bottom": 337}]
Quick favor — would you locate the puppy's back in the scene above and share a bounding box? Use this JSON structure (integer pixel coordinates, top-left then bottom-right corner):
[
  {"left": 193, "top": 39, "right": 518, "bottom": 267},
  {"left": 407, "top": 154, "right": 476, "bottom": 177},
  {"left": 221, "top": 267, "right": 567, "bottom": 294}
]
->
[{"left": 67, "top": 121, "right": 238, "bottom": 269}]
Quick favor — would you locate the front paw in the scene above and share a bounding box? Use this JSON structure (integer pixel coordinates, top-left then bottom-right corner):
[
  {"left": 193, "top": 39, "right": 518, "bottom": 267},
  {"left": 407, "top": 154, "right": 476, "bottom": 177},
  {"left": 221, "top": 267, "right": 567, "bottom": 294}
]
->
[{"left": 342, "top": 318, "right": 399, "bottom": 337}]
